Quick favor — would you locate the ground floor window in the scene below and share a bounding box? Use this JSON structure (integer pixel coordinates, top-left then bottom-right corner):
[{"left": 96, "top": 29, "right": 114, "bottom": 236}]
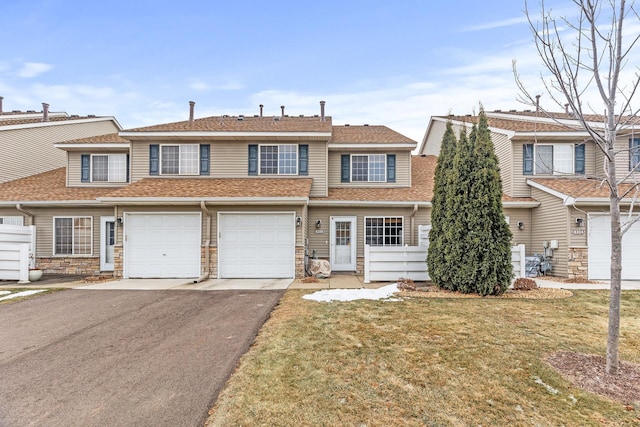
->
[
  {"left": 54, "top": 217, "right": 92, "bottom": 255},
  {"left": 365, "top": 217, "right": 403, "bottom": 246}
]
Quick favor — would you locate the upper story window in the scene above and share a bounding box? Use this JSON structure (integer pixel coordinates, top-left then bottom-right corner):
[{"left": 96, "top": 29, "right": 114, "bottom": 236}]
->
[
  {"left": 81, "top": 154, "right": 128, "bottom": 183},
  {"left": 630, "top": 138, "right": 640, "bottom": 171},
  {"left": 352, "top": 155, "right": 386, "bottom": 182},
  {"left": 54, "top": 217, "right": 92, "bottom": 256},
  {"left": 523, "top": 143, "right": 585, "bottom": 175},
  {"left": 260, "top": 144, "right": 297, "bottom": 175},
  {"left": 162, "top": 144, "right": 199, "bottom": 175},
  {"left": 248, "top": 144, "right": 308, "bottom": 176},
  {"left": 365, "top": 217, "right": 403, "bottom": 246},
  {"left": 149, "top": 144, "right": 209, "bottom": 176},
  {"left": 341, "top": 154, "right": 396, "bottom": 183}
]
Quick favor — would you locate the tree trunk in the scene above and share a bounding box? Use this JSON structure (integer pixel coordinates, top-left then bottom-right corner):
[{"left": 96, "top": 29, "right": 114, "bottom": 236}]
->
[{"left": 606, "top": 142, "right": 622, "bottom": 375}]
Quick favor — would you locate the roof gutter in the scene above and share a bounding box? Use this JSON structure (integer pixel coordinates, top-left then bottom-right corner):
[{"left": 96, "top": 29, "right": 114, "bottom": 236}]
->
[
  {"left": 309, "top": 200, "right": 432, "bottom": 208},
  {"left": 96, "top": 197, "right": 310, "bottom": 205}
]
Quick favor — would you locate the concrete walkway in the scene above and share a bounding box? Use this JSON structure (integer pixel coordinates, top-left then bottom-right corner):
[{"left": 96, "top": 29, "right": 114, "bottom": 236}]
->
[{"left": 80, "top": 278, "right": 293, "bottom": 291}]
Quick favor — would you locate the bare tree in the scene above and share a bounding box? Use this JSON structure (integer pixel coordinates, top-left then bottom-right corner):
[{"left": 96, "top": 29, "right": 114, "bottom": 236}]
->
[{"left": 515, "top": 0, "right": 640, "bottom": 375}]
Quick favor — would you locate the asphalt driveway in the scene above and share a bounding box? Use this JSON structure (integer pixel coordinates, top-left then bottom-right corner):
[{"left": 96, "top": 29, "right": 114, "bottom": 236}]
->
[{"left": 0, "top": 288, "right": 284, "bottom": 427}]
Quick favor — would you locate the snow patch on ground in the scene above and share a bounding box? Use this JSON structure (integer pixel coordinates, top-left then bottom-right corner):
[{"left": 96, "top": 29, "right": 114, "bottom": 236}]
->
[
  {"left": 302, "top": 284, "right": 400, "bottom": 302},
  {"left": 0, "top": 290, "right": 46, "bottom": 302}
]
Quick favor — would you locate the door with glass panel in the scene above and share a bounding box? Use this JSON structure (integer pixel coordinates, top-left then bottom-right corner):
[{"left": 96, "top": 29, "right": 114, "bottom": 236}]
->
[{"left": 330, "top": 216, "right": 357, "bottom": 271}]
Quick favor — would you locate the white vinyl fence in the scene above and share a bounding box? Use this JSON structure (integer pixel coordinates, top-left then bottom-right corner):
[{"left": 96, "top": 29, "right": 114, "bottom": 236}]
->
[
  {"left": 0, "top": 224, "right": 36, "bottom": 282},
  {"left": 364, "top": 242, "right": 526, "bottom": 284}
]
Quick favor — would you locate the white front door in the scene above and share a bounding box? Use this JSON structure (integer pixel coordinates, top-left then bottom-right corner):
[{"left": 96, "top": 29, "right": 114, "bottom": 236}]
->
[
  {"left": 100, "top": 216, "right": 115, "bottom": 271},
  {"left": 330, "top": 216, "right": 357, "bottom": 271}
]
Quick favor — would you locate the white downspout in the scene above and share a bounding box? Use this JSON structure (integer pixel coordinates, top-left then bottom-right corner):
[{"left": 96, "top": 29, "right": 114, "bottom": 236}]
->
[
  {"left": 410, "top": 203, "right": 418, "bottom": 246},
  {"left": 16, "top": 203, "right": 34, "bottom": 225},
  {"left": 194, "top": 201, "right": 211, "bottom": 283}
]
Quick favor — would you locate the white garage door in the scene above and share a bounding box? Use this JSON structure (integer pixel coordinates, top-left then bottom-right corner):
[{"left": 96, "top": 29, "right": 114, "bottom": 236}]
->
[
  {"left": 126, "top": 213, "right": 201, "bottom": 278},
  {"left": 219, "top": 213, "right": 295, "bottom": 278},
  {"left": 588, "top": 215, "right": 640, "bottom": 280}
]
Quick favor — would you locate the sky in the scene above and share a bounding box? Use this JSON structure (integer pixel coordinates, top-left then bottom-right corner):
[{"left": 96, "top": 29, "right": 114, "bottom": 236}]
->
[{"left": 0, "top": 0, "right": 630, "bottom": 143}]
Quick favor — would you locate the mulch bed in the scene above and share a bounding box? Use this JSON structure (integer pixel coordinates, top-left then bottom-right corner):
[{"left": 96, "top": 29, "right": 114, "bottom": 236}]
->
[
  {"left": 399, "top": 285, "right": 573, "bottom": 299},
  {"left": 546, "top": 351, "right": 640, "bottom": 407}
]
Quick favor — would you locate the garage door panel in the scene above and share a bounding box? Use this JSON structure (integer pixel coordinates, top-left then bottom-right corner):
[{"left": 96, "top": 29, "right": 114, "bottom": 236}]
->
[
  {"left": 219, "top": 213, "right": 295, "bottom": 278},
  {"left": 126, "top": 214, "right": 201, "bottom": 278},
  {"left": 589, "top": 215, "right": 640, "bottom": 280}
]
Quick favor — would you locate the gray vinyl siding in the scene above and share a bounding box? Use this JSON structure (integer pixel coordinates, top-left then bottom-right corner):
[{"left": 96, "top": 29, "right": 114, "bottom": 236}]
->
[
  {"left": 307, "top": 206, "right": 430, "bottom": 259},
  {"left": 67, "top": 151, "right": 130, "bottom": 187},
  {"left": 26, "top": 207, "right": 114, "bottom": 257},
  {"left": 131, "top": 140, "right": 328, "bottom": 197},
  {"left": 530, "top": 188, "right": 570, "bottom": 277},
  {"left": 327, "top": 150, "right": 411, "bottom": 188},
  {"left": 0, "top": 120, "right": 120, "bottom": 183}
]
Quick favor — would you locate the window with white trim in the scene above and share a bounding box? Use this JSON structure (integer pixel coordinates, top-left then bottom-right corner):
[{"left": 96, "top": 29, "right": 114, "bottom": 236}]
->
[
  {"left": 260, "top": 144, "right": 298, "bottom": 175},
  {"left": 91, "top": 154, "right": 127, "bottom": 182},
  {"left": 352, "top": 154, "right": 386, "bottom": 182},
  {"left": 0, "top": 216, "right": 23, "bottom": 225},
  {"left": 161, "top": 144, "right": 199, "bottom": 175},
  {"left": 527, "top": 144, "right": 575, "bottom": 175},
  {"left": 630, "top": 138, "right": 640, "bottom": 170},
  {"left": 365, "top": 217, "right": 403, "bottom": 246},
  {"left": 54, "top": 217, "right": 92, "bottom": 255}
]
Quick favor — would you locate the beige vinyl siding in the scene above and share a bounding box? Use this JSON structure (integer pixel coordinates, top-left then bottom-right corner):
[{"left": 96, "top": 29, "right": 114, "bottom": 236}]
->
[
  {"left": 27, "top": 207, "right": 114, "bottom": 257},
  {"left": 422, "top": 120, "right": 449, "bottom": 156},
  {"left": 492, "top": 132, "right": 513, "bottom": 195},
  {"left": 0, "top": 120, "right": 120, "bottom": 183},
  {"left": 504, "top": 208, "right": 533, "bottom": 249},
  {"left": 327, "top": 151, "right": 411, "bottom": 188},
  {"left": 615, "top": 137, "right": 640, "bottom": 182},
  {"left": 131, "top": 140, "right": 328, "bottom": 197},
  {"left": 307, "top": 206, "right": 430, "bottom": 259},
  {"left": 67, "top": 152, "right": 130, "bottom": 187},
  {"left": 530, "top": 188, "right": 570, "bottom": 277},
  {"left": 568, "top": 206, "right": 595, "bottom": 247}
]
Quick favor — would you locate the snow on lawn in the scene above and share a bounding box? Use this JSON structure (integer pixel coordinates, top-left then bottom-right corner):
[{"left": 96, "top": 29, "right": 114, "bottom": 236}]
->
[
  {"left": 0, "top": 290, "right": 46, "bottom": 302},
  {"left": 302, "top": 284, "right": 400, "bottom": 302}
]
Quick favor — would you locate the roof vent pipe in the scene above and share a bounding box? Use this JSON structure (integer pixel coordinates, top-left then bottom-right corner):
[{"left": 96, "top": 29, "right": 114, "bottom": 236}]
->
[
  {"left": 535, "top": 94, "right": 541, "bottom": 112},
  {"left": 320, "top": 100, "right": 325, "bottom": 122},
  {"left": 189, "top": 101, "right": 195, "bottom": 121},
  {"left": 281, "top": 105, "right": 285, "bottom": 117},
  {"left": 565, "top": 103, "right": 570, "bottom": 114},
  {"left": 0, "top": 96, "right": 3, "bottom": 113},
  {"left": 259, "top": 104, "right": 263, "bottom": 117},
  {"left": 42, "top": 103, "right": 49, "bottom": 122}
]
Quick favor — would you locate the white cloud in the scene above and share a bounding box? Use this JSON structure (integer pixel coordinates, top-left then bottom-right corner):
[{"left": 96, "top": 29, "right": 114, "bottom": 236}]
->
[
  {"left": 189, "top": 79, "right": 244, "bottom": 92},
  {"left": 460, "top": 16, "right": 528, "bottom": 32},
  {"left": 16, "top": 62, "right": 53, "bottom": 78}
]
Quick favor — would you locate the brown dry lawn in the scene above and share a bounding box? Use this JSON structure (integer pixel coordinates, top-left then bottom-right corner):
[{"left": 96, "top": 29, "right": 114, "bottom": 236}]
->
[{"left": 206, "top": 289, "right": 640, "bottom": 426}]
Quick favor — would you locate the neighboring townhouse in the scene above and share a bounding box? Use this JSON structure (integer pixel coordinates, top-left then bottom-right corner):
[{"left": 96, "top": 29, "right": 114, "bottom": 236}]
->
[
  {"left": 420, "top": 110, "right": 640, "bottom": 280},
  {"left": 0, "top": 97, "right": 122, "bottom": 185},
  {"left": 0, "top": 101, "right": 438, "bottom": 280}
]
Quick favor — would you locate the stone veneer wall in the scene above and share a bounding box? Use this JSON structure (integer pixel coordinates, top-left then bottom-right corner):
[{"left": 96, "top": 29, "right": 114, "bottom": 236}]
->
[
  {"left": 113, "top": 245, "right": 123, "bottom": 278},
  {"left": 567, "top": 247, "right": 588, "bottom": 281},
  {"left": 37, "top": 256, "right": 102, "bottom": 275}
]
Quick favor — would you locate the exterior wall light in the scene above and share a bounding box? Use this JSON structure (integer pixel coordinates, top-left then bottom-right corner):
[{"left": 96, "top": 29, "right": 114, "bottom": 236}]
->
[
  {"left": 517, "top": 221, "right": 524, "bottom": 230},
  {"left": 296, "top": 216, "right": 302, "bottom": 227},
  {"left": 576, "top": 217, "right": 584, "bottom": 227},
  {"left": 316, "top": 219, "right": 322, "bottom": 229}
]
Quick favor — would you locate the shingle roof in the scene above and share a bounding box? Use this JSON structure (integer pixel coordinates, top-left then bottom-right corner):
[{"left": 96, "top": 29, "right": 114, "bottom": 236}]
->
[
  {"left": 330, "top": 125, "right": 416, "bottom": 144},
  {"left": 56, "top": 133, "right": 130, "bottom": 144},
  {"left": 0, "top": 168, "right": 116, "bottom": 202},
  {"left": 530, "top": 177, "right": 639, "bottom": 199},
  {"left": 125, "top": 115, "right": 333, "bottom": 133},
  {"left": 100, "top": 177, "right": 314, "bottom": 199},
  {"left": 437, "top": 115, "right": 576, "bottom": 133},
  {"left": 0, "top": 115, "right": 105, "bottom": 127}
]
